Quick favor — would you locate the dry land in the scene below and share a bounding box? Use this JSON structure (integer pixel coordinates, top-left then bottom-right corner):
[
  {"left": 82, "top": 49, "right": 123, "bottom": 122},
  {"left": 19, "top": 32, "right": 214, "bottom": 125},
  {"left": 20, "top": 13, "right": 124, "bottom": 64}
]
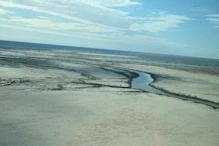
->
[{"left": 0, "top": 48, "right": 219, "bottom": 146}]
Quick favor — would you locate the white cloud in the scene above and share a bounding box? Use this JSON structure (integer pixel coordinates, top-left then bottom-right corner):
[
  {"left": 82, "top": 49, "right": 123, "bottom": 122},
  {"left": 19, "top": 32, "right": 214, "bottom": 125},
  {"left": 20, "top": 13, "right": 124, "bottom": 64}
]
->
[
  {"left": 0, "top": 1, "right": 94, "bottom": 24},
  {"left": 0, "top": 24, "right": 107, "bottom": 41},
  {"left": 0, "top": 23, "right": 187, "bottom": 54},
  {"left": 10, "top": 16, "right": 119, "bottom": 33},
  {"left": 0, "top": 8, "right": 11, "bottom": 15},
  {"left": 0, "top": 18, "right": 7, "bottom": 21},
  {"left": 206, "top": 14, "right": 219, "bottom": 17},
  {"left": 0, "top": 0, "right": 192, "bottom": 55},
  {"left": 193, "top": 7, "right": 208, "bottom": 12},
  {"left": 1, "top": 1, "right": 190, "bottom": 32},
  {"left": 129, "top": 14, "right": 190, "bottom": 32},
  {"left": 0, "top": 1, "right": 131, "bottom": 29},
  {"left": 207, "top": 18, "right": 219, "bottom": 23},
  {"left": 74, "top": 0, "right": 141, "bottom": 7},
  {"left": 127, "top": 16, "right": 147, "bottom": 21},
  {"left": 206, "top": 14, "right": 219, "bottom": 28}
]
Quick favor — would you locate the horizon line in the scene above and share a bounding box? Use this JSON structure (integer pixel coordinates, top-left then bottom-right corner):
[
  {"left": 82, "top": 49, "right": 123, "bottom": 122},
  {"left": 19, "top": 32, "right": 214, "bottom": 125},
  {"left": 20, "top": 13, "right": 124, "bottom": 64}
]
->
[{"left": 0, "top": 39, "right": 218, "bottom": 60}]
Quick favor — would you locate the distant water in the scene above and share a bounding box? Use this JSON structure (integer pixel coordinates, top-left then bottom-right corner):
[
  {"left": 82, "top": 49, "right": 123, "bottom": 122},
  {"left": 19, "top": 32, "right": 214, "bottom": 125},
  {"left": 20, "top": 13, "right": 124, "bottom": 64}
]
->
[{"left": 1, "top": 40, "right": 219, "bottom": 71}]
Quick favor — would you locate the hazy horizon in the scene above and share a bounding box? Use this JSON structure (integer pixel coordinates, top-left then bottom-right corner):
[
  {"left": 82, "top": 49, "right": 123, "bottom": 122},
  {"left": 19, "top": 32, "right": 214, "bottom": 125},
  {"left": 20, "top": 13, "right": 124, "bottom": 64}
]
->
[{"left": 1, "top": 39, "right": 219, "bottom": 61}]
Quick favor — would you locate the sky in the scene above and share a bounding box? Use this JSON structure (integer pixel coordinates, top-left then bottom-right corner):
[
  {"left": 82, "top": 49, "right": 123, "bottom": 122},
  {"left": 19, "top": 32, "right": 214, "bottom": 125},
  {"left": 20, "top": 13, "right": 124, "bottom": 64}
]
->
[{"left": 0, "top": 0, "right": 219, "bottom": 59}]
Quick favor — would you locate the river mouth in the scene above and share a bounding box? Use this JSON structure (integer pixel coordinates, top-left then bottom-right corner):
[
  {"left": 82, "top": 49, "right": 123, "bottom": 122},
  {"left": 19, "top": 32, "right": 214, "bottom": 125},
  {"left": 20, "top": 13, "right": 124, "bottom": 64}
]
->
[{"left": 130, "top": 70, "right": 219, "bottom": 109}]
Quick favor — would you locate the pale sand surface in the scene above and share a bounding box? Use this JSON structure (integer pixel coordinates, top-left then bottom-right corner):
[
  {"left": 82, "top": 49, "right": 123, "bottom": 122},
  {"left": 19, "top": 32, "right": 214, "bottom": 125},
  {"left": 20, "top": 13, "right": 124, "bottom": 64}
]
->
[
  {"left": 0, "top": 88, "right": 218, "bottom": 146},
  {"left": 0, "top": 49, "right": 219, "bottom": 146}
]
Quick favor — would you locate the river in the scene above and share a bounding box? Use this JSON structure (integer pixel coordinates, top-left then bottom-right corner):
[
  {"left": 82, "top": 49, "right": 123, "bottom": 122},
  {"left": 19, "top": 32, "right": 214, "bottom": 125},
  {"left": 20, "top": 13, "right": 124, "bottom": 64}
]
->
[{"left": 130, "top": 70, "right": 219, "bottom": 109}]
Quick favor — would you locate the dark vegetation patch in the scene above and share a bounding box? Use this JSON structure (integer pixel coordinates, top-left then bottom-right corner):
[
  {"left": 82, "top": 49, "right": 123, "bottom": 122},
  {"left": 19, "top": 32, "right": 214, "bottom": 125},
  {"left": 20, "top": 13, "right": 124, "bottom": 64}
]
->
[
  {"left": 0, "top": 78, "right": 31, "bottom": 86},
  {"left": 49, "top": 84, "right": 65, "bottom": 91},
  {"left": 70, "top": 81, "right": 130, "bottom": 89},
  {"left": 0, "top": 56, "right": 55, "bottom": 69}
]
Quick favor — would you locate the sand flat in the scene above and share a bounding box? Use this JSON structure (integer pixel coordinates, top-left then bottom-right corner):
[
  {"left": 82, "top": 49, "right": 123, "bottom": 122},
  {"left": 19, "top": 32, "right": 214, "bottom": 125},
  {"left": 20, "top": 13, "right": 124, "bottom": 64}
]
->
[
  {"left": 0, "top": 49, "right": 219, "bottom": 146},
  {"left": 0, "top": 88, "right": 218, "bottom": 146}
]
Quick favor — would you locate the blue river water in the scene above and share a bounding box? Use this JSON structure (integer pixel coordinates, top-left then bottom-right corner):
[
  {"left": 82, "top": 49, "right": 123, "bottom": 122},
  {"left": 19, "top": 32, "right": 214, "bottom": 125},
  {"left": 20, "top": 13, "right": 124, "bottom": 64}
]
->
[{"left": 131, "top": 70, "right": 219, "bottom": 109}]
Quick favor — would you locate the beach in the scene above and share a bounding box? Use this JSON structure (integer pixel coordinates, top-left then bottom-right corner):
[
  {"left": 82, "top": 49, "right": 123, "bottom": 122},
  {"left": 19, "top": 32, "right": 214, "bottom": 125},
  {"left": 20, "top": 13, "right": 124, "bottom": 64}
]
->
[{"left": 0, "top": 47, "right": 219, "bottom": 146}]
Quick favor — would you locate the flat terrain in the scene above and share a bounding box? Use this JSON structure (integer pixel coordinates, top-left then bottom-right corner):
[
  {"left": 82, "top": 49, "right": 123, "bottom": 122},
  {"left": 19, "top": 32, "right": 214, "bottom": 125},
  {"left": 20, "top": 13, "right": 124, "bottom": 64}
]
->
[{"left": 0, "top": 48, "right": 219, "bottom": 146}]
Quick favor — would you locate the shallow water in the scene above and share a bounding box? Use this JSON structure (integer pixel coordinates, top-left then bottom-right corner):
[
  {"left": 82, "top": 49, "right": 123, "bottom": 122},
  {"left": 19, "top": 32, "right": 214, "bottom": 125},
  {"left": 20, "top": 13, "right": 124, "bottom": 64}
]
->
[
  {"left": 131, "top": 70, "right": 167, "bottom": 95},
  {"left": 131, "top": 70, "right": 219, "bottom": 109}
]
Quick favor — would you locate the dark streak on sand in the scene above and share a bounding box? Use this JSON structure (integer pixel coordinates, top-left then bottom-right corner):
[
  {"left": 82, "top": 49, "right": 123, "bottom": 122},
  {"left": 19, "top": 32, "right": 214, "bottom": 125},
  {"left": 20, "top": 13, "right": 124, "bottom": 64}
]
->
[{"left": 68, "top": 67, "right": 139, "bottom": 89}]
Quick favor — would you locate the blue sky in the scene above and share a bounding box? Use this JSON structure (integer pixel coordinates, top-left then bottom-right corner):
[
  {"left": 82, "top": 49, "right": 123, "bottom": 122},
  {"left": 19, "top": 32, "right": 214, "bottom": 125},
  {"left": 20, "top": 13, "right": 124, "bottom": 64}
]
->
[{"left": 0, "top": 0, "right": 219, "bottom": 59}]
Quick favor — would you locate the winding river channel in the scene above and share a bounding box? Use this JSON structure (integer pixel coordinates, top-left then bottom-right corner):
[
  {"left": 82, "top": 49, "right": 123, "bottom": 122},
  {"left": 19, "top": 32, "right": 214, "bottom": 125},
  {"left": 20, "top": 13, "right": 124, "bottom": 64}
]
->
[{"left": 130, "top": 70, "right": 219, "bottom": 109}]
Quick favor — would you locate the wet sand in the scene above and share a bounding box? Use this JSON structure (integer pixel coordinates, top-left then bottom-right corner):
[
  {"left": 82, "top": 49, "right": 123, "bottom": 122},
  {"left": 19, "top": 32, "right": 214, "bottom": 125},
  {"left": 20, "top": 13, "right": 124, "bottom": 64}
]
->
[{"left": 0, "top": 48, "right": 219, "bottom": 146}]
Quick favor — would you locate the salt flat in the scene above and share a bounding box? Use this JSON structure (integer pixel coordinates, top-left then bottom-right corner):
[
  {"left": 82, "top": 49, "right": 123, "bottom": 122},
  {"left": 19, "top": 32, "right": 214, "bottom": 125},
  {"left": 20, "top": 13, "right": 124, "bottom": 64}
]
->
[{"left": 0, "top": 48, "right": 219, "bottom": 146}]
